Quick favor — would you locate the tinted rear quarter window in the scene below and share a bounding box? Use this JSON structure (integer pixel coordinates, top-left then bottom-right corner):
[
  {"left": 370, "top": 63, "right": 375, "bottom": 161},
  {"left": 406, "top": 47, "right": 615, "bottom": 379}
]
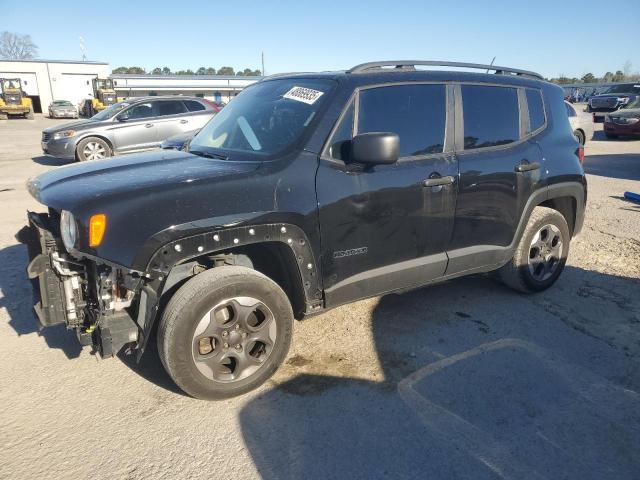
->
[
  {"left": 357, "top": 84, "right": 446, "bottom": 157},
  {"left": 184, "top": 100, "right": 206, "bottom": 112},
  {"left": 157, "top": 100, "right": 187, "bottom": 116},
  {"left": 526, "top": 89, "right": 546, "bottom": 130},
  {"left": 462, "top": 85, "right": 519, "bottom": 150}
]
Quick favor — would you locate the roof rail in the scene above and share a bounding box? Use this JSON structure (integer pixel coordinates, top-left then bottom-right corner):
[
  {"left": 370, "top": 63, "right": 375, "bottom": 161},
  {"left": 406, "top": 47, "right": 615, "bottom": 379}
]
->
[{"left": 347, "top": 60, "right": 544, "bottom": 80}]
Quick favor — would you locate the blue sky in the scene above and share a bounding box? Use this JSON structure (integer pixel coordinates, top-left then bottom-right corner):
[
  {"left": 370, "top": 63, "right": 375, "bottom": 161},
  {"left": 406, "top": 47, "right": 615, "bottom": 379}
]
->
[{"left": 1, "top": 0, "right": 638, "bottom": 78}]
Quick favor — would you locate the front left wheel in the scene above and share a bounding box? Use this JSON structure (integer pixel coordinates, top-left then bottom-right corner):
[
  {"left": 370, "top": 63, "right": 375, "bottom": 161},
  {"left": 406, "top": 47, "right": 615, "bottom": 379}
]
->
[
  {"left": 76, "top": 136, "right": 112, "bottom": 161},
  {"left": 157, "top": 266, "right": 293, "bottom": 400}
]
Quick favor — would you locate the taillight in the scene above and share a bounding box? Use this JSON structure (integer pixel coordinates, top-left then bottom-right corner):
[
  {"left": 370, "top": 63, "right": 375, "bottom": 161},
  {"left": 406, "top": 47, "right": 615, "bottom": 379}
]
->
[
  {"left": 203, "top": 99, "right": 221, "bottom": 112},
  {"left": 576, "top": 146, "right": 584, "bottom": 164}
]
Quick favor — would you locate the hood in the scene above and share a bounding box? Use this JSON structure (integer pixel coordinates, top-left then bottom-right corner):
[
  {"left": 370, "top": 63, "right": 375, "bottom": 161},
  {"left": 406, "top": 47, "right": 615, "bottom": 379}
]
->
[
  {"left": 42, "top": 118, "right": 106, "bottom": 133},
  {"left": 27, "top": 149, "right": 261, "bottom": 212}
]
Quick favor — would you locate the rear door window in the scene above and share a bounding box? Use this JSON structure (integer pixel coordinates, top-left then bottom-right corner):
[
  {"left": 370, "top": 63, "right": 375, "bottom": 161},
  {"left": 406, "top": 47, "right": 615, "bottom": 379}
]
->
[
  {"left": 526, "top": 89, "right": 546, "bottom": 131},
  {"left": 123, "top": 102, "right": 154, "bottom": 120},
  {"left": 461, "top": 85, "right": 519, "bottom": 150},
  {"left": 357, "top": 84, "right": 447, "bottom": 157},
  {"left": 157, "top": 100, "right": 187, "bottom": 116}
]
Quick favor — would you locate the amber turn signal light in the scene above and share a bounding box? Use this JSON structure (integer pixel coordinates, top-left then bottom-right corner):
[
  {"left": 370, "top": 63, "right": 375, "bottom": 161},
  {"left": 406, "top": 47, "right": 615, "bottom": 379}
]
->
[{"left": 89, "top": 214, "right": 107, "bottom": 247}]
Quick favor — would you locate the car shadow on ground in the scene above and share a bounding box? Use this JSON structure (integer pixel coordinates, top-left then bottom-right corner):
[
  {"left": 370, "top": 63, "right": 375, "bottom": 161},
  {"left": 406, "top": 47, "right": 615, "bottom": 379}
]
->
[
  {"left": 583, "top": 153, "right": 640, "bottom": 181},
  {"left": 239, "top": 266, "right": 640, "bottom": 480},
  {"left": 32, "top": 155, "right": 74, "bottom": 166}
]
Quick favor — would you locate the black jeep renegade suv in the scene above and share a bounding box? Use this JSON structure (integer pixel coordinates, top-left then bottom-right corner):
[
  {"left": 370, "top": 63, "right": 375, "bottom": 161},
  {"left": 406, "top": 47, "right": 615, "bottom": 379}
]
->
[{"left": 21, "top": 61, "right": 586, "bottom": 400}]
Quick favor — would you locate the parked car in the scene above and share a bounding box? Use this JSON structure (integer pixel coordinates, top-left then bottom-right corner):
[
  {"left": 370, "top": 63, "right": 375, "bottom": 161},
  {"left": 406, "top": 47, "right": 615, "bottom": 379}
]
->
[
  {"left": 21, "top": 60, "right": 586, "bottom": 400},
  {"left": 160, "top": 129, "right": 199, "bottom": 150},
  {"left": 48, "top": 100, "right": 78, "bottom": 119},
  {"left": 588, "top": 82, "right": 640, "bottom": 122},
  {"left": 604, "top": 97, "right": 640, "bottom": 139},
  {"left": 41, "top": 96, "right": 216, "bottom": 161},
  {"left": 565, "top": 101, "right": 590, "bottom": 145}
]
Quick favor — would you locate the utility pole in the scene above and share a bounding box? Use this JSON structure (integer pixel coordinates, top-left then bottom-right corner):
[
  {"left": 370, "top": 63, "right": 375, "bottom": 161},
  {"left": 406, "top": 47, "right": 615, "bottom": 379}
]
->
[{"left": 261, "top": 51, "right": 265, "bottom": 76}]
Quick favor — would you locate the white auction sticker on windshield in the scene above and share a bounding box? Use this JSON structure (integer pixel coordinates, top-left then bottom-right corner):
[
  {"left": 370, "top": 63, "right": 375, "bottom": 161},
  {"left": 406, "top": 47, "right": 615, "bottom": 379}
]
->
[{"left": 283, "top": 86, "right": 324, "bottom": 105}]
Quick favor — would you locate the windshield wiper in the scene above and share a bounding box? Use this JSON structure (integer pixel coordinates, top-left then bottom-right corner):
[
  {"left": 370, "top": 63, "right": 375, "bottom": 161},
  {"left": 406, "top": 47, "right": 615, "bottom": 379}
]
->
[{"left": 189, "top": 149, "right": 228, "bottom": 160}]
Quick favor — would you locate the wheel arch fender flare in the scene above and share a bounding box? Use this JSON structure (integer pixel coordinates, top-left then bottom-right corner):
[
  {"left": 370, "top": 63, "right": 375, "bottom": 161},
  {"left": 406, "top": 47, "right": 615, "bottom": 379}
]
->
[{"left": 134, "top": 223, "right": 323, "bottom": 359}]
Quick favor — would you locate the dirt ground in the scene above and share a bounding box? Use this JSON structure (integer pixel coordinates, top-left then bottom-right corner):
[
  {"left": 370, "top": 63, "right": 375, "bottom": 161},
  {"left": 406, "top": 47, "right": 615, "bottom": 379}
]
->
[{"left": 0, "top": 113, "right": 639, "bottom": 479}]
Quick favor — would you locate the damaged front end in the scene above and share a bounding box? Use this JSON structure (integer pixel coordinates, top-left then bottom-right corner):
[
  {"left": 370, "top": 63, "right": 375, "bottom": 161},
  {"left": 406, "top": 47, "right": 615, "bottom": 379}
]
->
[{"left": 20, "top": 211, "right": 143, "bottom": 358}]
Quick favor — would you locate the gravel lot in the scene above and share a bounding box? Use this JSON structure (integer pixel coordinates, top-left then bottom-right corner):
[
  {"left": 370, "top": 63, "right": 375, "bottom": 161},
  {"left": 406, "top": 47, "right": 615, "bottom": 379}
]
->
[{"left": 1, "top": 113, "right": 639, "bottom": 479}]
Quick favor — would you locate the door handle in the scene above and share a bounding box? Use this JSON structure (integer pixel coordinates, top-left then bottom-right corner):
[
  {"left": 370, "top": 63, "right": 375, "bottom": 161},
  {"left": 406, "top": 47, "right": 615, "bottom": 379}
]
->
[
  {"left": 144, "top": 123, "right": 153, "bottom": 128},
  {"left": 180, "top": 119, "right": 188, "bottom": 124},
  {"left": 423, "top": 175, "right": 455, "bottom": 187},
  {"left": 514, "top": 161, "right": 540, "bottom": 173}
]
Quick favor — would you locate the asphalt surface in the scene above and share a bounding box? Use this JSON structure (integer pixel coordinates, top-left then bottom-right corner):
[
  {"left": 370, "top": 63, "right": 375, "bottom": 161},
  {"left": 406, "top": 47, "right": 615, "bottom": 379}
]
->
[{"left": 0, "top": 114, "right": 639, "bottom": 480}]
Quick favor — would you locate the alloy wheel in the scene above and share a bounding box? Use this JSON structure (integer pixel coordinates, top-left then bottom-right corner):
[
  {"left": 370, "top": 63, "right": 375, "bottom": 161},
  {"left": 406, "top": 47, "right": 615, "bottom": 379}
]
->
[
  {"left": 528, "top": 224, "right": 563, "bottom": 281},
  {"left": 83, "top": 142, "right": 106, "bottom": 160},
  {"left": 191, "top": 297, "right": 277, "bottom": 383}
]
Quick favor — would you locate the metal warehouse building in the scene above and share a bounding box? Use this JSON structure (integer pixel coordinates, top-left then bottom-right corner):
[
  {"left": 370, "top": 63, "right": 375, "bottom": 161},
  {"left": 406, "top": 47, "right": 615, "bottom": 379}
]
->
[
  {"left": 0, "top": 59, "right": 110, "bottom": 113},
  {"left": 0, "top": 59, "right": 262, "bottom": 113},
  {"left": 111, "top": 74, "right": 261, "bottom": 104}
]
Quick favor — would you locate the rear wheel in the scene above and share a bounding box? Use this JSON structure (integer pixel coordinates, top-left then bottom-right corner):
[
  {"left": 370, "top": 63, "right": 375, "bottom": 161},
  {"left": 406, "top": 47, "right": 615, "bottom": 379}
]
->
[
  {"left": 498, "top": 207, "right": 570, "bottom": 293},
  {"left": 76, "top": 136, "right": 112, "bottom": 161},
  {"left": 574, "top": 129, "right": 585, "bottom": 145},
  {"left": 158, "top": 266, "right": 293, "bottom": 400}
]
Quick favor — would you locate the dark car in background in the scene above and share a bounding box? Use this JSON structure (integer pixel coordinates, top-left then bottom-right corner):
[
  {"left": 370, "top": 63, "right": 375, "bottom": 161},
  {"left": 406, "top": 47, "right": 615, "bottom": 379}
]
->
[
  {"left": 41, "top": 96, "right": 216, "bottom": 161},
  {"left": 588, "top": 82, "right": 640, "bottom": 122},
  {"left": 604, "top": 97, "right": 640, "bottom": 139},
  {"left": 160, "top": 129, "right": 199, "bottom": 150}
]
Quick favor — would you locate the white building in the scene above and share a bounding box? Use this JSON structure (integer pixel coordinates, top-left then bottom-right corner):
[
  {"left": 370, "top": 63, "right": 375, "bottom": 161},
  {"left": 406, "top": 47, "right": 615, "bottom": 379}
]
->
[
  {"left": 111, "top": 74, "right": 261, "bottom": 104},
  {"left": 0, "top": 59, "right": 262, "bottom": 114},
  {"left": 0, "top": 59, "right": 110, "bottom": 112}
]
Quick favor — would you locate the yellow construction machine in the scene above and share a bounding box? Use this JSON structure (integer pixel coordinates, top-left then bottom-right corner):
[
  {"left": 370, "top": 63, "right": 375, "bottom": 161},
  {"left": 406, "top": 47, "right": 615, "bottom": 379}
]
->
[
  {"left": 91, "top": 78, "right": 117, "bottom": 111},
  {"left": 0, "top": 78, "right": 33, "bottom": 119}
]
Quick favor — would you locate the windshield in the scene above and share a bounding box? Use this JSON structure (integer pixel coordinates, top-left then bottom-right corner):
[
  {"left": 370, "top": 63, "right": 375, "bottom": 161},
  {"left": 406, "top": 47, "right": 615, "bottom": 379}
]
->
[
  {"left": 1, "top": 79, "right": 21, "bottom": 90},
  {"left": 605, "top": 84, "right": 640, "bottom": 94},
  {"left": 53, "top": 101, "right": 73, "bottom": 106},
  {"left": 91, "top": 101, "right": 129, "bottom": 120},
  {"left": 189, "top": 78, "right": 335, "bottom": 158}
]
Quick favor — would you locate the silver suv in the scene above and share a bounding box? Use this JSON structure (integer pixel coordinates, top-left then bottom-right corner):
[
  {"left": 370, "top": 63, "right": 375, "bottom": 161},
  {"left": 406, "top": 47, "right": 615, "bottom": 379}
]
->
[{"left": 41, "top": 96, "right": 217, "bottom": 161}]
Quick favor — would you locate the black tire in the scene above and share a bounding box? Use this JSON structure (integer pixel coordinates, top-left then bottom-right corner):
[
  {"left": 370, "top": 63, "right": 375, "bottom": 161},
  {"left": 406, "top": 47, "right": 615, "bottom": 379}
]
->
[
  {"left": 157, "top": 266, "right": 293, "bottom": 400},
  {"left": 497, "top": 206, "right": 570, "bottom": 293},
  {"left": 605, "top": 132, "right": 618, "bottom": 140},
  {"left": 75, "top": 136, "right": 112, "bottom": 161},
  {"left": 26, "top": 111, "right": 34, "bottom": 120},
  {"left": 574, "top": 129, "right": 585, "bottom": 146}
]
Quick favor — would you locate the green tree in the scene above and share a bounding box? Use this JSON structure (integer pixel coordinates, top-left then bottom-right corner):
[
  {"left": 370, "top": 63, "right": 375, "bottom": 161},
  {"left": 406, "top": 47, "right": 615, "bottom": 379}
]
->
[
  {"left": 217, "top": 66, "right": 235, "bottom": 75},
  {"left": 581, "top": 73, "right": 596, "bottom": 83},
  {"left": 612, "top": 70, "right": 624, "bottom": 82},
  {"left": 196, "top": 67, "right": 207, "bottom": 75},
  {"left": 151, "top": 67, "right": 162, "bottom": 75},
  {"left": 162, "top": 66, "right": 171, "bottom": 75},
  {"left": 127, "top": 66, "right": 145, "bottom": 74},
  {"left": 603, "top": 71, "right": 613, "bottom": 82},
  {"left": 112, "top": 66, "right": 130, "bottom": 74},
  {"left": 205, "top": 67, "right": 216, "bottom": 75}
]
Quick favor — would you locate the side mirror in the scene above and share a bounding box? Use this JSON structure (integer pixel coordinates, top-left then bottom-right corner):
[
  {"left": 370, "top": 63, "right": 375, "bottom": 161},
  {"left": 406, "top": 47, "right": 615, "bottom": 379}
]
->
[
  {"left": 117, "top": 113, "right": 129, "bottom": 122},
  {"left": 351, "top": 132, "right": 399, "bottom": 165}
]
